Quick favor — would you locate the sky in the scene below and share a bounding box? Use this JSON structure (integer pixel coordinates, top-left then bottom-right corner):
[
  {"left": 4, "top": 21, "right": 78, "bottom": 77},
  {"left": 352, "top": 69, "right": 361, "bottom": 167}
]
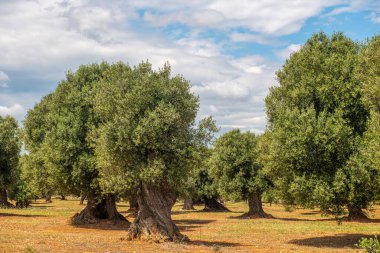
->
[{"left": 0, "top": 0, "right": 379, "bottom": 134}]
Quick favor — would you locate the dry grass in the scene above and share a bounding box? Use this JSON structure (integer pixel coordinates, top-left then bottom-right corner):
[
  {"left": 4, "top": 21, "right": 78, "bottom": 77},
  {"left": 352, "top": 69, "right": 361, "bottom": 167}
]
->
[{"left": 0, "top": 198, "right": 379, "bottom": 252}]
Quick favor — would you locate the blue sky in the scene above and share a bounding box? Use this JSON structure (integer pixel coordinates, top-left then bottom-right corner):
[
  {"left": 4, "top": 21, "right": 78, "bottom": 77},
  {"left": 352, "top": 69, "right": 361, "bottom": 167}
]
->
[{"left": 0, "top": 0, "right": 379, "bottom": 133}]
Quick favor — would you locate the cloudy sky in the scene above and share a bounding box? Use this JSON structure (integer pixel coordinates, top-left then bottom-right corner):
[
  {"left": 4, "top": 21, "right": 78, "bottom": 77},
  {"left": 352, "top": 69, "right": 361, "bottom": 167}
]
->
[{"left": 0, "top": 0, "right": 379, "bottom": 133}]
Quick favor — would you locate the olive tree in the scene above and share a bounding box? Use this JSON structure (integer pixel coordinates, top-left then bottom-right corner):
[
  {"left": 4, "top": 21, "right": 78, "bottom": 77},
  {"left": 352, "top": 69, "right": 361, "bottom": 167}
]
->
[
  {"left": 342, "top": 34, "right": 380, "bottom": 215},
  {"left": 180, "top": 117, "right": 229, "bottom": 212},
  {"left": 358, "top": 35, "right": 380, "bottom": 113},
  {"left": 264, "top": 32, "right": 372, "bottom": 219},
  {"left": 23, "top": 63, "right": 127, "bottom": 224},
  {"left": 209, "top": 129, "right": 272, "bottom": 218},
  {"left": 0, "top": 115, "right": 20, "bottom": 207},
  {"left": 94, "top": 62, "right": 198, "bottom": 241}
]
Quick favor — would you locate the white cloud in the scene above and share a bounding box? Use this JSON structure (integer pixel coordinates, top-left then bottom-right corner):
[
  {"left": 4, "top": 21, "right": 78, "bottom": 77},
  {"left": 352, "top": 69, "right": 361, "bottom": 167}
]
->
[
  {"left": 0, "top": 104, "right": 24, "bottom": 117},
  {"left": 191, "top": 9, "right": 225, "bottom": 27},
  {"left": 0, "top": 71, "right": 9, "bottom": 87},
  {"left": 0, "top": 0, "right": 374, "bottom": 131},
  {"left": 370, "top": 12, "right": 380, "bottom": 23},
  {"left": 193, "top": 81, "right": 251, "bottom": 99},
  {"left": 0, "top": 92, "right": 42, "bottom": 123},
  {"left": 0, "top": 0, "right": 279, "bottom": 131},
  {"left": 209, "top": 105, "right": 218, "bottom": 113},
  {"left": 139, "top": 0, "right": 345, "bottom": 35},
  {"left": 177, "top": 38, "right": 221, "bottom": 57},
  {"left": 230, "top": 32, "right": 279, "bottom": 45},
  {"left": 208, "top": 0, "right": 338, "bottom": 35},
  {"left": 276, "top": 44, "right": 302, "bottom": 59},
  {"left": 230, "top": 56, "right": 265, "bottom": 74},
  {"left": 143, "top": 9, "right": 225, "bottom": 28},
  {"left": 326, "top": 0, "right": 370, "bottom": 15}
]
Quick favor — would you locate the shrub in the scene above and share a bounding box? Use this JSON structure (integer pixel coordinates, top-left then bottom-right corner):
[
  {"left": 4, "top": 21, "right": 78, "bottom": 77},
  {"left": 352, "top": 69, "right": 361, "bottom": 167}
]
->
[
  {"left": 356, "top": 236, "right": 380, "bottom": 253},
  {"left": 13, "top": 181, "right": 34, "bottom": 208}
]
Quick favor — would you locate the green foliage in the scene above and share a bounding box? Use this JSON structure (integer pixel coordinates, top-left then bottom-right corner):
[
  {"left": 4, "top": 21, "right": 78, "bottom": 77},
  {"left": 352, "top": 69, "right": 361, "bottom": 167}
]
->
[
  {"left": 356, "top": 236, "right": 380, "bottom": 253},
  {"left": 357, "top": 35, "right": 380, "bottom": 112},
  {"left": 23, "top": 62, "right": 113, "bottom": 197},
  {"left": 12, "top": 180, "right": 34, "bottom": 208},
  {"left": 179, "top": 116, "right": 219, "bottom": 200},
  {"left": 194, "top": 168, "right": 218, "bottom": 200},
  {"left": 94, "top": 62, "right": 199, "bottom": 192},
  {"left": 209, "top": 129, "right": 269, "bottom": 201},
  {"left": 0, "top": 115, "right": 20, "bottom": 192},
  {"left": 340, "top": 35, "right": 380, "bottom": 213},
  {"left": 263, "top": 32, "right": 372, "bottom": 215},
  {"left": 18, "top": 154, "right": 53, "bottom": 199},
  {"left": 24, "top": 61, "right": 201, "bottom": 202}
]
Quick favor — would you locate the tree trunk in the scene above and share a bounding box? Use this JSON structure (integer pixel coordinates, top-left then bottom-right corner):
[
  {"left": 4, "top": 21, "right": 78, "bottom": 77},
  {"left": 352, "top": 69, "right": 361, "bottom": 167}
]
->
[
  {"left": 0, "top": 189, "right": 13, "bottom": 208},
  {"left": 241, "top": 191, "right": 272, "bottom": 218},
  {"left": 347, "top": 205, "right": 368, "bottom": 220},
  {"left": 106, "top": 195, "right": 129, "bottom": 223},
  {"left": 182, "top": 198, "right": 195, "bottom": 210},
  {"left": 16, "top": 200, "right": 30, "bottom": 208},
  {"left": 45, "top": 194, "right": 52, "bottom": 203},
  {"left": 80, "top": 195, "right": 86, "bottom": 205},
  {"left": 127, "top": 182, "right": 188, "bottom": 242},
  {"left": 71, "top": 193, "right": 129, "bottom": 225},
  {"left": 203, "top": 196, "right": 229, "bottom": 212},
  {"left": 127, "top": 193, "right": 139, "bottom": 215}
]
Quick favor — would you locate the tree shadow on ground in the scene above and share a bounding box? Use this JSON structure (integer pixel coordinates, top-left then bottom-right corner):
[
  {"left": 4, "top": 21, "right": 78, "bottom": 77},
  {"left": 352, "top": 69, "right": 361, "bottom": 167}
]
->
[
  {"left": 171, "top": 210, "right": 201, "bottom": 215},
  {"left": 289, "top": 234, "right": 379, "bottom": 249},
  {"left": 277, "top": 216, "right": 380, "bottom": 223},
  {"left": 229, "top": 212, "right": 275, "bottom": 219},
  {"left": 274, "top": 217, "right": 336, "bottom": 222},
  {"left": 175, "top": 219, "right": 216, "bottom": 225},
  {"left": 346, "top": 218, "right": 380, "bottom": 223},
  {"left": 72, "top": 220, "right": 131, "bottom": 231},
  {"left": 0, "top": 213, "right": 47, "bottom": 217},
  {"left": 29, "top": 205, "right": 53, "bottom": 209},
  {"left": 186, "top": 240, "right": 242, "bottom": 248},
  {"left": 300, "top": 211, "right": 321, "bottom": 215},
  {"left": 175, "top": 219, "right": 216, "bottom": 232}
]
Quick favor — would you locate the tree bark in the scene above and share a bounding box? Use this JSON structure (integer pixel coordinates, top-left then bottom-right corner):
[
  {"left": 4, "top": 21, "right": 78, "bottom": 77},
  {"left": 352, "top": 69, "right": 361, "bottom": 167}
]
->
[
  {"left": 45, "top": 194, "right": 52, "bottom": 203},
  {"left": 347, "top": 205, "right": 369, "bottom": 220},
  {"left": 241, "top": 191, "right": 272, "bottom": 218},
  {"left": 127, "top": 193, "right": 139, "bottom": 215},
  {"left": 71, "top": 193, "right": 129, "bottom": 225},
  {"left": 127, "top": 182, "right": 188, "bottom": 242},
  {"left": 105, "top": 194, "right": 129, "bottom": 223},
  {"left": 182, "top": 198, "right": 195, "bottom": 210},
  {"left": 203, "top": 196, "right": 229, "bottom": 212},
  {"left": 80, "top": 195, "right": 86, "bottom": 205},
  {"left": 0, "top": 189, "right": 13, "bottom": 208},
  {"left": 16, "top": 200, "right": 30, "bottom": 208}
]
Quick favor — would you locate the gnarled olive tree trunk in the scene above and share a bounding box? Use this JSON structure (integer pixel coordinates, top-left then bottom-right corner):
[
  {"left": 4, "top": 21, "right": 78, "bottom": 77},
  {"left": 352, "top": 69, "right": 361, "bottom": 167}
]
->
[
  {"left": 243, "top": 191, "right": 272, "bottom": 218},
  {"left": 79, "top": 195, "right": 86, "bottom": 205},
  {"left": 203, "top": 196, "right": 229, "bottom": 212},
  {"left": 128, "top": 182, "right": 188, "bottom": 242},
  {"left": 45, "top": 194, "right": 52, "bottom": 203},
  {"left": 347, "top": 205, "right": 368, "bottom": 220},
  {"left": 127, "top": 193, "right": 139, "bottom": 215},
  {"left": 72, "top": 193, "right": 129, "bottom": 225},
  {"left": 182, "top": 198, "right": 195, "bottom": 210},
  {"left": 0, "top": 189, "right": 13, "bottom": 208}
]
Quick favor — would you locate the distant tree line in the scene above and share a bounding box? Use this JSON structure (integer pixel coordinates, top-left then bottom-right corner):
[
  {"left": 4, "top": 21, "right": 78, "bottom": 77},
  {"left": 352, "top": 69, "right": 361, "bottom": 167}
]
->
[{"left": 0, "top": 32, "right": 379, "bottom": 242}]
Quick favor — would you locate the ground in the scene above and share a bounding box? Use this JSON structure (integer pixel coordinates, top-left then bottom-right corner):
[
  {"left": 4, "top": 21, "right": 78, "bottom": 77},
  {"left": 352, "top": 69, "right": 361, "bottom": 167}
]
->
[{"left": 0, "top": 199, "right": 379, "bottom": 253}]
